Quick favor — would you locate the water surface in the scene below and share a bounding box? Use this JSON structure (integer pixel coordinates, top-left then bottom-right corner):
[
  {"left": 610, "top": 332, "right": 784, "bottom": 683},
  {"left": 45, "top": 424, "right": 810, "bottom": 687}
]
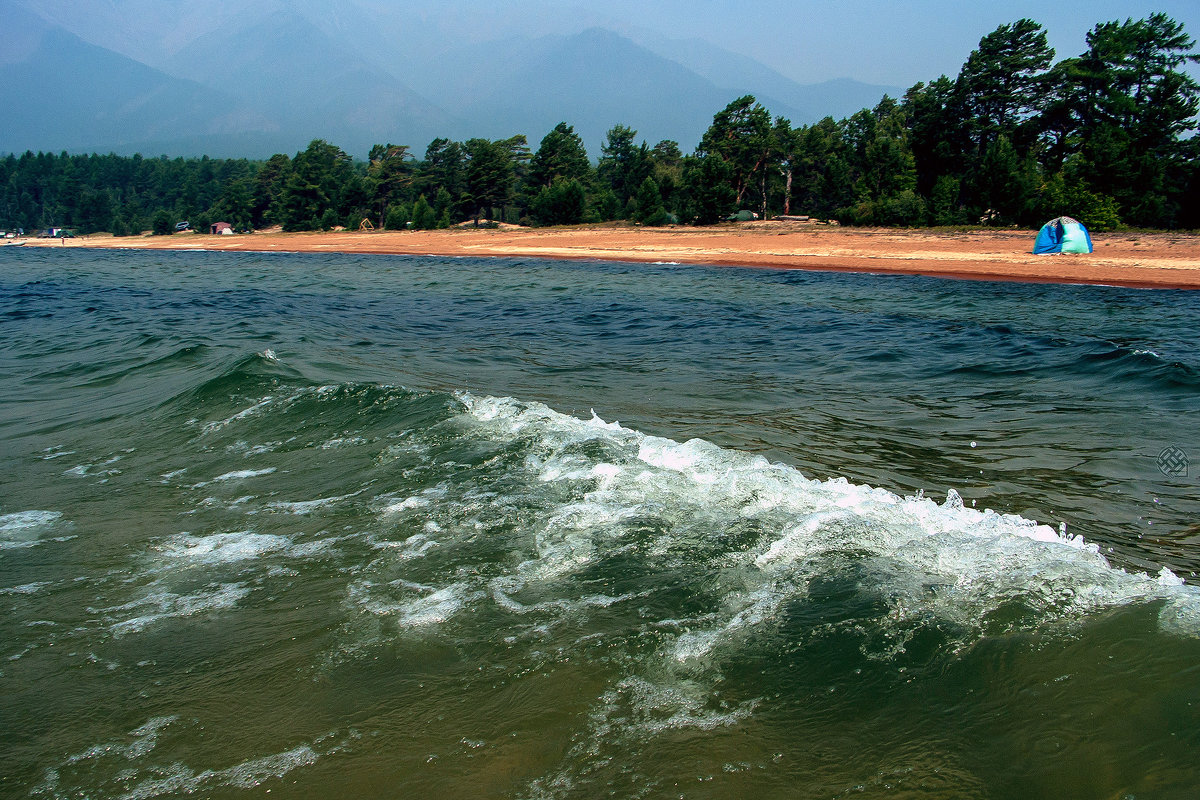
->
[{"left": 2, "top": 248, "right": 1198, "bottom": 799}]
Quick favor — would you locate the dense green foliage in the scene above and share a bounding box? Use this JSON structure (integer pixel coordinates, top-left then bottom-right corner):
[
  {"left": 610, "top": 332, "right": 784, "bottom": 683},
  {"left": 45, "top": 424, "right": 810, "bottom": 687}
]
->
[
  {"left": 2, "top": 14, "right": 1196, "bottom": 234},
  {"left": 0, "top": 151, "right": 262, "bottom": 235}
]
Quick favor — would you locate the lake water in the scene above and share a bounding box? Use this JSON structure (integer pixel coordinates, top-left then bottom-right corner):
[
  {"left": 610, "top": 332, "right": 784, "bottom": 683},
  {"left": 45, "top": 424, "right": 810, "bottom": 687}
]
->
[{"left": 2, "top": 248, "right": 1199, "bottom": 799}]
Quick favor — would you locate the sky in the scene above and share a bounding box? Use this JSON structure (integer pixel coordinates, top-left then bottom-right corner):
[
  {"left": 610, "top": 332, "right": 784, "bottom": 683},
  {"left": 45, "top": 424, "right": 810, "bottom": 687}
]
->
[
  {"left": 16, "top": 0, "right": 1200, "bottom": 89},
  {"left": 498, "top": 0, "right": 1200, "bottom": 87}
]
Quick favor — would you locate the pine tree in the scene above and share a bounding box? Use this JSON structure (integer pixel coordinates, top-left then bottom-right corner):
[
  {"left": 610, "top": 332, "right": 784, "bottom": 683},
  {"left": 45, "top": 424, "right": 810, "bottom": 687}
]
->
[
  {"left": 633, "top": 176, "right": 667, "bottom": 225},
  {"left": 697, "top": 96, "right": 772, "bottom": 208},
  {"left": 530, "top": 123, "right": 591, "bottom": 189}
]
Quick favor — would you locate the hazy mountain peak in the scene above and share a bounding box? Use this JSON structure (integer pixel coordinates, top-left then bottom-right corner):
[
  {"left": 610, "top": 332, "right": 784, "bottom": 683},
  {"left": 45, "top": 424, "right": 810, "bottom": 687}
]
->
[
  {"left": 0, "top": 0, "right": 51, "bottom": 64},
  {"left": 2, "top": 3, "right": 903, "bottom": 158}
]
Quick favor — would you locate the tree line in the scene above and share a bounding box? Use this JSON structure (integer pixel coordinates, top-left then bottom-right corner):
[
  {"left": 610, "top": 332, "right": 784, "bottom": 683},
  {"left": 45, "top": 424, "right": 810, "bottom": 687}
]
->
[{"left": 1, "top": 14, "right": 1197, "bottom": 235}]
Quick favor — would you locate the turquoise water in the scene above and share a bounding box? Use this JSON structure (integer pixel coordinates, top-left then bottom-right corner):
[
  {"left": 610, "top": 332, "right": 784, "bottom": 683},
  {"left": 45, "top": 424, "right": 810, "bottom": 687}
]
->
[{"left": 2, "top": 248, "right": 1199, "bottom": 799}]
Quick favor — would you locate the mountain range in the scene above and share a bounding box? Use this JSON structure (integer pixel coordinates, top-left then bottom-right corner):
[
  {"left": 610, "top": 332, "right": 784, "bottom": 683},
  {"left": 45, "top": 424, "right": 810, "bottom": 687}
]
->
[{"left": 1, "top": 0, "right": 900, "bottom": 160}]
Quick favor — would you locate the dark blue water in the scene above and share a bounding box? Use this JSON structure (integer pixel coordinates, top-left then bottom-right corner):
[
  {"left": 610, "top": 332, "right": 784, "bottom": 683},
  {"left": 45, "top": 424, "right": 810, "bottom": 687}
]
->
[{"left": 2, "top": 248, "right": 1199, "bottom": 799}]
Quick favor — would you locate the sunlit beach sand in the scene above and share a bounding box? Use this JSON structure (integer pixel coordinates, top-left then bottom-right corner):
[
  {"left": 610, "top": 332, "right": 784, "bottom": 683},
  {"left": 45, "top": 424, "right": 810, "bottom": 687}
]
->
[{"left": 28, "top": 224, "right": 1200, "bottom": 290}]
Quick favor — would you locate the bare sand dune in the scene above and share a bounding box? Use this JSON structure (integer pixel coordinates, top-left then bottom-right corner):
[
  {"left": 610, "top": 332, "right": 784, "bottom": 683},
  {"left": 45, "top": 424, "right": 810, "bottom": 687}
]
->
[{"left": 24, "top": 224, "right": 1200, "bottom": 289}]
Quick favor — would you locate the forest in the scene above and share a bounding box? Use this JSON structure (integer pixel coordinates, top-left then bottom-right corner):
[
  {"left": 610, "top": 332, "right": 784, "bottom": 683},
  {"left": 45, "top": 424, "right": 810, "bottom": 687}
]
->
[{"left": 1, "top": 14, "right": 1197, "bottom": 234}]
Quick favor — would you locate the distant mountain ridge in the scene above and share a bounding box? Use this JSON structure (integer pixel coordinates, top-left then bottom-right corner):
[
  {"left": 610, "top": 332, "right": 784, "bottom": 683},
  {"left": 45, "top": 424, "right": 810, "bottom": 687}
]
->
[
  {"left": 637, "top": 34, "right": 901, "bottom": 123},
  {"left": 163, "top": 11, "right": 464, "bottom": 155},
  {"left": 0, "top": 2, "right": 276, "bottom": 154},
  {"left": 451, "top": 28, "right": 739, "bottom": 152},
  {"left": 1, "top": 1, "right": 900, "bottom": 159}
]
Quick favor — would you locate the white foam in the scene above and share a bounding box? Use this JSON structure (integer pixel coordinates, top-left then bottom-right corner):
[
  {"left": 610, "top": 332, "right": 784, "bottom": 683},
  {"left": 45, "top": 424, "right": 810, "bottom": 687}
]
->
[
  {"left": 327, "top": 390, "right": 1200, "bottom": 767},
  {"left": 321, "top": 436, "right": 367, "bottom": 449},
  {"left": 115, "top": 744, "right": 320, "bottom": 800},
  {"left": 396, "top": 585, "right": 477, "bottom": 626},
  {"left": 377, "top": 485, "right": 448, "bottom": 515},
  {"left": 62, "top": 715, "right": 178, "bottom": 766},
  {"left": 63, "top": 455, "right": 123, "bottom": 478},
  {"left": 525, "top": 674, "right": 758, "bottom": 796},
  {"left": 199, "top": 467, "right": 277, "bottom": 485},
  {"left": 347, "top": 579, "right": 483, "bottom": 627},
  {"left": 372, "top": 532, "right": 439, "bottom": 559},
  {"left": 158, "top": 531, "right": 292, "bottom": 563},
  {"left": 35, "top": 715, "right": 342, "bottom": 800},
  {"left": 378, "top": 437, "right": 430, "bottom": 462},
  {"left": 226, "top": 440, "right": 280, "bottom": 457},
  {"left": 488, "top": 572, "right": 638, "bottom": 617},
  {"left": 261, "top": 493, "right": 350, "bottom": 514},
  {"left": 612, "top": 676, "right": 759, "bottom": 733},
  {"left": 1, "top": 509, "right": 62, "bottom": 532},
  {"left": 0, "top": 510, "right": 63, "bottom": 549},
  {"left": 106, "top": 583, "right": 251, "bottom": 636},
  {"left": 201, "top": 396, "right": 275, "bottom": 434},
  {"left": 670, "top": 584, "right": 789, "bottom": 663},
  {"left": 1, "top": 581, "right": 50, "bottom": 595},
  {"left": 455, "top": 392, "right": 1200, "bottom": 650},
  {"left": 382, "top": 495, "right": 431, "bottom": 513}
]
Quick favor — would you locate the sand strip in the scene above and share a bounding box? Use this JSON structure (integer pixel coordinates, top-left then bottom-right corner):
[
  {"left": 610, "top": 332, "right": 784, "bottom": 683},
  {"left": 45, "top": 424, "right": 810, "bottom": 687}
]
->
[{"left": 20, "top": 225, "right": 1200, "bottom": 290}]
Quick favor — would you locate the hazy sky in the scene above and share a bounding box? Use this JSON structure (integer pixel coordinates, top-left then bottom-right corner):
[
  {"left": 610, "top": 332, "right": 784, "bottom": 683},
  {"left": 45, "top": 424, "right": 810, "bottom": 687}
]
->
[
  {"left": 522, "top": 0, "right": 1200, "bottom": 87},
  {"left": 18, "top": 0, "right": 1200, "bottom": 90},
  {"left": 705, "top": 0, "right": 1200, "bottom": 85}
]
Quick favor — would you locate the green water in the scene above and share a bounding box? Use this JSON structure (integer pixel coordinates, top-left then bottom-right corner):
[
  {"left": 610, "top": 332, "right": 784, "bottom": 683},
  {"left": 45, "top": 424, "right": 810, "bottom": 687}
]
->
[{"left": 1, "top": 249, "right": 1198, "bottom": 799}]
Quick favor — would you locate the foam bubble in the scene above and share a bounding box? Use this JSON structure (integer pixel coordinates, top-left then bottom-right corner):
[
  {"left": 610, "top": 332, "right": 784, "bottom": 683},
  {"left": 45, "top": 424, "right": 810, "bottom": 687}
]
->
[
  {"left": 0, "top": 510, "right": 64, "bottom": 549},
  {"left": 35, "top": 715, "right": 345, "bottom": 800},
  {"left": 321, "top": 436, "right": 367, "bottom": 449},
  {"left": 158, "top": 531, "right": 292, "bottom": 563},
  {"left": 106, "top": 583, "right": 251, "bottom": 636},
  {"left": 377, "top": 485, "right": 448, "bottom": 515},
  {"left": 1, "top": 509, "right": 62, "bottom": 532},
  {"left": 201, "top": 397, "right": 276, "bottom": 434},
  {"left": 326, "top": 390, "right": 1200, "bottom": 777},
  {"left": 226, "top": 440, "right": 280, "bottom": 457},
  {"left": 348, "top": 580, "right": 482, "bottom": 627},
  {"left": 371, "top": 532, "right": 439, "bottom": 559},
  {"left": 455, "top": 392, "right": 1200, "bottom": 649},
  {"left": 611, "top": 676, "right": 759, "bottom": 733},
  {"left": 195, "top": 468, "right": 277, "bottom": 486},
  {"left": 525, "top": 675, "right": 758, "bottom": 797},
  {"left": 114, "top": 744, "right": 320, "bottom": 800},
  {"left": 1, "top": 581, "right": 50, "bottom": 595},
  {"left": 397, "top": 585, "right": 478, "bottom": 627},
  {"left": 261, "top": 494, "right": 350, "bottom": 515},
  {"left": 381, "top": 496, "right": 431, "bottom": 513},
  {"left": 59, "top": 715, "right": 177, "bottom": 768},
  {"left": 62, "top": 455, "right": 124, "bottom": 479}
]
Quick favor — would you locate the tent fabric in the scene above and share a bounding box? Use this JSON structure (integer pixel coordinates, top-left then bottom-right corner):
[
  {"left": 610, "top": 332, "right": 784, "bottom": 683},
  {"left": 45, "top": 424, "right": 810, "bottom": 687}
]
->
[{"left": 1033, "top": 216, "right": 1093, "bottom": 254}]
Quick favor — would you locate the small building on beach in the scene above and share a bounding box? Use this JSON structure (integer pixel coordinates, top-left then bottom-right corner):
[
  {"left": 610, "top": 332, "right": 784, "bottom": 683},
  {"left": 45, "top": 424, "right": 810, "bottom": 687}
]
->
[{"left": 210, "top": 222, "right": 233, "bottom": 235}]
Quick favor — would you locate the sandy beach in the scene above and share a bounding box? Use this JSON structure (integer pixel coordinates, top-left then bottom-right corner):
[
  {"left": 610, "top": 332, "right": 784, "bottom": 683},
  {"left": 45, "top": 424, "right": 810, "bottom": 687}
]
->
[{"left": 20, "top": 223, "right": 1200, "bottom": 289}]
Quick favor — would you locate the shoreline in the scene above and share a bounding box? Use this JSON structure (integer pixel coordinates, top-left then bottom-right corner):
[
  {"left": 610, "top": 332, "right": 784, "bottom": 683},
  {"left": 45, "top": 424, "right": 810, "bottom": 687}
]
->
[{"left": 19, "top": 224, "right": 1200, "bottom": 290}]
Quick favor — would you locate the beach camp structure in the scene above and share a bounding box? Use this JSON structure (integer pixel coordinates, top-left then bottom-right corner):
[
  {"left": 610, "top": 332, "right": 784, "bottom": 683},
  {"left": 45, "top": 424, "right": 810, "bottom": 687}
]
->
[
  {"left": 1033, "top": 216, "right": 1093, "bottom": 254},
  {"left": 210, "top": 222, "right": 233, "bottom": 235}
]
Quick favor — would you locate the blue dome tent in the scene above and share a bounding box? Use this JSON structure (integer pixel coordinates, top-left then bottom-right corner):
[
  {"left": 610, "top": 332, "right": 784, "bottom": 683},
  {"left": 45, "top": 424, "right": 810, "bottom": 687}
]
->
[{"left": 1033, "top": 216, "right": 1093, "bottom": 254}]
